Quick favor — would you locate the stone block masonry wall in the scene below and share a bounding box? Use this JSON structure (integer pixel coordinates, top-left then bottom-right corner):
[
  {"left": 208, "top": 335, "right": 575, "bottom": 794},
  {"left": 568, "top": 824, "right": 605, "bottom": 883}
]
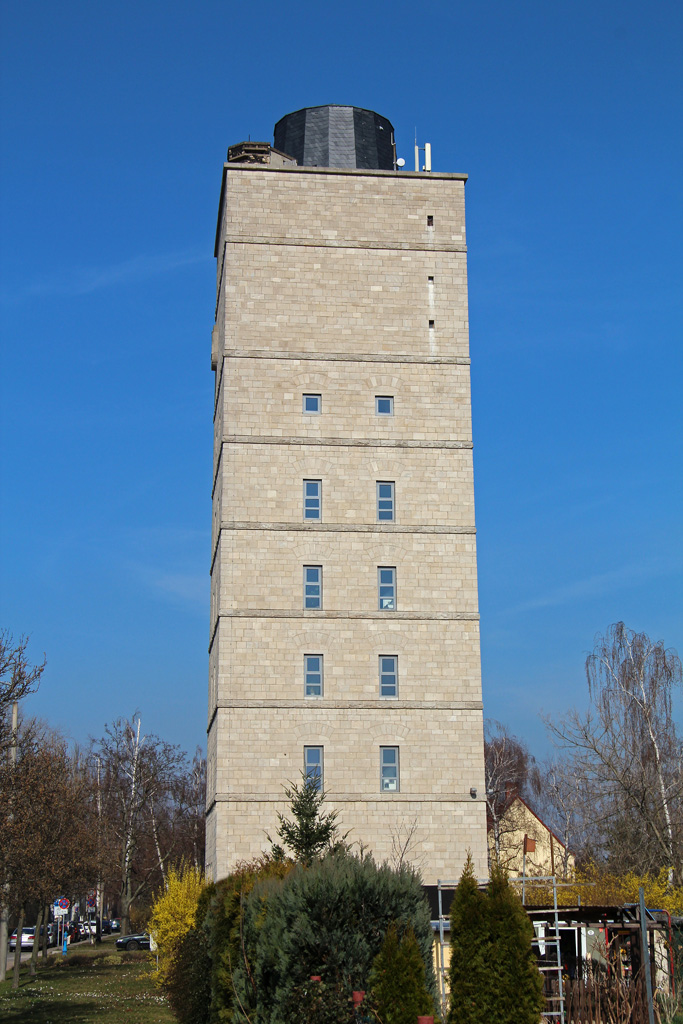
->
[{"left": 205, "top": 163, "right": 487, "bottom": 886}]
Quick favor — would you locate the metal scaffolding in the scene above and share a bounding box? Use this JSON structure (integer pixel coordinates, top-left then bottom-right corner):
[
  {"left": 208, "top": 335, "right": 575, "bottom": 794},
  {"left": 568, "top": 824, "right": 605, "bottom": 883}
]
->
[{"left": 435, "top": 874, "right": 565, "bottom": 1024}]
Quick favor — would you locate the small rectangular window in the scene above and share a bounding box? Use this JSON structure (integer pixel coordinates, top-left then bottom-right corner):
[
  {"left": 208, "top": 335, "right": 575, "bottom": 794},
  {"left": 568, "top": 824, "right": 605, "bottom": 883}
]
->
[
  {"left": 304, "top": 745, "right": 323, "bottom": 790},
  {"left": 303, "top": 394, "right": 321, "bottom": 414},
  {"left": 304, "top": 655, "right": 323, "bottom": 698},
  {"left": 304, "top": 480, "right": 322, "bottom": 520},
  {"left": 427, "top": 215, "right": 434, "bottom": 227},
  {"left": 377, "top": 482, "right": 395, "bottom": 522},
  {"left": 304, "top": 566, "right": 322, "bottom": 609},
  {"left": 380, "top": 747, "right": 399, "bottom": 791},
  {"left": 379, "top": 656, "right": 398, "bottom": 698},
  {"left": 378, "top": 567, "right": 396, "bottom": 610},
  {"left": 375, "top": 396, "right": 394, "bottom": 416}
]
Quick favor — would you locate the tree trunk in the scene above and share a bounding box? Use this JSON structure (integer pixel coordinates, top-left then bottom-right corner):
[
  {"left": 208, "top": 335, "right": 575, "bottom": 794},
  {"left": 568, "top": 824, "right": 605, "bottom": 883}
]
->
[
  {"left": 42, "top": 904, "right": 49, "bottom": 960},
  {"left": 29, "top": 905, "right": 43, "bottom": 976},
  {"left": 120, "top": 880, "right": 133, "bottom": 936},
  {"left": 150, "top": 806, "right": 166, "bottom": 887},
  {"left": 120, "top": 717, "right": 142, "bottom": 937},
  {"left": 0, "top": 901, "right": 8, "bottom": 983},
  {"left": 12, "top": 906, "right": 24, "bottom": 990}
]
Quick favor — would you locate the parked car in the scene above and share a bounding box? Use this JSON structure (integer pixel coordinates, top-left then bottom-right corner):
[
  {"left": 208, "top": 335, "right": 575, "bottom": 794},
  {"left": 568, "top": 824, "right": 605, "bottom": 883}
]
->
[
  {"left": 9, "top": 927, "right": 36, "bottom": 951},
  {"left": 116, "top": 932, "right": 151, "bottom": 951},
  {"left": 101, "top": 918, "right": 112, "bottom": 935},
  {"left": 110, "top": 918, "right": 121, "bottom": 932}
]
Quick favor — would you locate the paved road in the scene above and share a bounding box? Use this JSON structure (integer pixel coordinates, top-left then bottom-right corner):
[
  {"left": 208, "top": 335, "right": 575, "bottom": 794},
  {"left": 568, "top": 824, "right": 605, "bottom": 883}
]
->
[{"left": 4, "top": 938, "right": 103, "bottom": 973}]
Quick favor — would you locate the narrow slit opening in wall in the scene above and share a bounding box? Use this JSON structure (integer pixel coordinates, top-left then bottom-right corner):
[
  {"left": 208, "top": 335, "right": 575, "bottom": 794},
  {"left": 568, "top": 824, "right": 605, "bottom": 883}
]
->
[
  {"left": 429, "top": 320, "right": 435, "bottom": 329},
  {"left": 427, "top": 215, "right": 434, "bottom": 226}
]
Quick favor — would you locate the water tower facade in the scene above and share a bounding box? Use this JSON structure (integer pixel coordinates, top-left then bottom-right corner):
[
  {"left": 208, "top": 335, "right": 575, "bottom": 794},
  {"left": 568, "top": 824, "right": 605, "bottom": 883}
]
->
[{"left": 205, "top": 106, "right": 487, "bottom": 883}]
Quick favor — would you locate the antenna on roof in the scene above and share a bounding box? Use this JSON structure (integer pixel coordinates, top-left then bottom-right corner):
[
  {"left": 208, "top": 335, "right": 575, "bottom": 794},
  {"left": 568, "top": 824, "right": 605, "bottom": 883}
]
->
[{"left": 414, "top": 136, "right": 432, "bottom": 173}]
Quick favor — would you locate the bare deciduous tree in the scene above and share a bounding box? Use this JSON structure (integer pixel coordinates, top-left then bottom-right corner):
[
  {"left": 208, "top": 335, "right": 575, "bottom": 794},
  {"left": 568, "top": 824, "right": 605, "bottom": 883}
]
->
[
  {"left": 0, "top": 632, "right": 46, "bottom": 982},
  {"left": 484, "top": 721, "right": 539, "bottom": 867},
  {"left": 389, "top": 816, "right": 425, "bottom": 872},
  {"left": 94, "top": 714, "right": 191, "bottom": 933},
  {"left": 532, "top": 759, "right": 587, "bottom": 878},
  {"left": 0, "top": 725, "right": 98, "bottom": 987},
  {"left": 546, "top": 622, "right": 683, "bottom": 884},
  {"left": 0, "top": 632, "right": 45, "bottom": 744}
]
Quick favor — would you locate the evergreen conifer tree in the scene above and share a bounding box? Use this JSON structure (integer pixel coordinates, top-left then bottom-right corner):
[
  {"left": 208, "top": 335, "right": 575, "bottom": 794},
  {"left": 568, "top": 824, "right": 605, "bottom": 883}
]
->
[
  {"left": 487, "top": 861, "right": 544, "bottom": 1024},
  {"left": 270, "top": 771, "right": 346, "bottom": 865},
  {"left": 369, "top": 921, "right": 436, "bottom": 1024},
  {"left": 447, "top": 853, "right": 491, "bottom": 1024},
  {"left": 232, "top": 850, "right": 438, "bottom": 1023}
]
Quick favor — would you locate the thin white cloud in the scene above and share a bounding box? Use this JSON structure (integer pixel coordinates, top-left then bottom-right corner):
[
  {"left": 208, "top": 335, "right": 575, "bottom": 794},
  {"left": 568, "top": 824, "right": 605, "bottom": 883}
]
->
[
  {"left": 131, "top": 564, "right": 208, "bottom": 607},
  {"left": 1, "top": 250, "right": 209, "bottom": 303},
  {"left": 506, "top": 556, "right": 681, "bottom": 614},
  {"left": 148, "top": 571, "right": 208, "bottom": 605}
]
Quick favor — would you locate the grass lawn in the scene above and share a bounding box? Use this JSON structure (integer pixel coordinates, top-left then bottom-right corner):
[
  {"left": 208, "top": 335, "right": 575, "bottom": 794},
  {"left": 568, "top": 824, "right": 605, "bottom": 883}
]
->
[{"left": 0, "top": 941, "right": 175, "bottom": 1023}]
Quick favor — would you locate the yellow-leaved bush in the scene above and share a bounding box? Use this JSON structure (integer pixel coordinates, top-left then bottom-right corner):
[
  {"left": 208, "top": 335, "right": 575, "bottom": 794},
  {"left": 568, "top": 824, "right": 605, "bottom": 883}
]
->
[
  {"left": 523, "top": 866, "right": 683, "bottom": 916},
  {"left": 148, "top": 865, "right": 208, "bottom": 986}
]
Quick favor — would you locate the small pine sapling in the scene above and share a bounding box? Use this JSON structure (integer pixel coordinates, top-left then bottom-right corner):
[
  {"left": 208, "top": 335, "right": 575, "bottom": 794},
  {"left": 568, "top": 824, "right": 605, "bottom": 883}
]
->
[{"left": 269, "top": 771, "right": 347, "bottom": 865}]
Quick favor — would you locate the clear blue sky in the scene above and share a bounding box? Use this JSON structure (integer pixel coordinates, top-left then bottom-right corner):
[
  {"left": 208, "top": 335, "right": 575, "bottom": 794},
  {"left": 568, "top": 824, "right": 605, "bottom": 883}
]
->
[{"left": 1, "top": 0, "right": 681, "bottom": 758}]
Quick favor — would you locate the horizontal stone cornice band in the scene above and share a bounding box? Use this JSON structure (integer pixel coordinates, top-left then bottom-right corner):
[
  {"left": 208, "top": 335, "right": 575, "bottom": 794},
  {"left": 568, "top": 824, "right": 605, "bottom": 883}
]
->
[
  {"left": 221, "top": 436, "right": 473, "bottom": 450},
  {"left": 224, "top": 236, "right": 467, "bottom": 254},
  {"left": 212, "top": 793, "right": 481, "bottom": 804},
  {"left": 224, "top": 163, "right": 468, "bottom": 182},
  {"left": 221, "top": 522, "right": 475, "bottom": 535},
  {"left": 223, "top": 350, "right": 471, "bottom": 366},
  {"left": 215, "top": 699, "right": 482, "bottom": 710},
  {"left": 217, "top": 610, "right": 479, "bottom": 621}
]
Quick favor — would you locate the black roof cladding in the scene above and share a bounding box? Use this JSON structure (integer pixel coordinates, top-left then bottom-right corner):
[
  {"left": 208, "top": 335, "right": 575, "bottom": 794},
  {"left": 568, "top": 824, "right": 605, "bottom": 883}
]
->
[{"left": 274, "top": 105, "right": 395, "bottom": 170}]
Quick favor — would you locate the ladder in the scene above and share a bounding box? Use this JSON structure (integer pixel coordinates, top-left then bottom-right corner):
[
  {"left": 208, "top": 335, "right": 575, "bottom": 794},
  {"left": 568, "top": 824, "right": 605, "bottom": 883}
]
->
[
  {"left": 518, "top": 874, "right": 565, "bottom": 1024},
  {"left": 436, "top": 874, "right": 566, "bottom": 1024}
]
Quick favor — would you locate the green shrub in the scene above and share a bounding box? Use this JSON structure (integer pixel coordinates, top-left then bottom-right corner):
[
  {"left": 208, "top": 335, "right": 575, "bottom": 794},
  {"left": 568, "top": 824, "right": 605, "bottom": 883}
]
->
[
  {"left": 205, "top": 856, "right": 292, "bottom": 1023},
  {"left": 166, "top": 924, "right": 212, "bottom": 1024},
  {"left": 232, "top": 849, "right": 436, "bottom": 1024},
  {"left": 447, "top": 853, "right": 492, "bottom": 1024},
  {"left": 369, "top": 920, "right": 436, "bottom": 1024},
  {"left": 281, "top": 975, "right": 354, "bottom": 1023},
  {"left": 487, "top": 862, "right": 544, "bottom": 1024},
  {"left": 447, "top": 856, "right": 544, "bottom": 1024},
  {"left": 162, "top": 879, "right": 215, "bottom": 1024}
]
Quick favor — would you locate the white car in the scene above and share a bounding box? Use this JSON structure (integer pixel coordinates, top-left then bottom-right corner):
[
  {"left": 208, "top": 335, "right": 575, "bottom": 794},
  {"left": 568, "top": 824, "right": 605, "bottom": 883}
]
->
[{"left": 9, "top": 927, "right": 35, "bottom": 951}]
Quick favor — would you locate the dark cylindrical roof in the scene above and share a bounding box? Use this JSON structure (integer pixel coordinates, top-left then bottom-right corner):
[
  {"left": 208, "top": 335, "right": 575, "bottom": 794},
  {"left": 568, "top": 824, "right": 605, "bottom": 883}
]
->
[{"left": 274, "top": 105, "right": 395, "bottom": 170}]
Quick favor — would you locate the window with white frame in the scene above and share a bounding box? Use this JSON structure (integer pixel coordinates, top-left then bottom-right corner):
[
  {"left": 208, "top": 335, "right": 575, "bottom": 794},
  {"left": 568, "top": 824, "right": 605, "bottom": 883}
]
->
[
  {"left": 304, "top": 655, "right": 323, "bottom": 698},
  {"left": 304, "top": 566, "right": 322, "bottom": 609},
  {"left": 304, "top": 745, "right": 323, "bottom": 791},
  {"left": 377, "top": 481, "right": 395, "bottom": 522},
  {"left": 380, "top": 747, "right": 399, "bottom": 791},
  {"left": 375, "top": 396, "right": 393, "bottom": 416},
  {"left": 303, "top": 393, "right": 321, "bottom": 414},
  {"left": 304, "top": 480, "right": 322, "bottom": 520},
  {"left": 378, "top": 567, "right": 396, "bottom": 610},
  {"left": 379, "top": 656, "right": 398, "bottom": 698}
]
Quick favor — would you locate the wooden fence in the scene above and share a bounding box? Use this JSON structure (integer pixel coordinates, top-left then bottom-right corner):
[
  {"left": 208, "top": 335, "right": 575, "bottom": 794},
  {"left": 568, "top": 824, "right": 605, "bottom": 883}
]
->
[{"left": 562, "top": 969, "right": 657, "bottom": 1024}]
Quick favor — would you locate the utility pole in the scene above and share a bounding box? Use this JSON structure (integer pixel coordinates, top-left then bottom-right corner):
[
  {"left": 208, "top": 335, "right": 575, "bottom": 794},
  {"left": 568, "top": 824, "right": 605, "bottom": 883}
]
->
[
  {"left": 0, "top": 701, "right": 19, "bottom": 982},
  {"left": 639, "top": 887, "right": 655, "bottom": 1024},
  {"left": 96, "top": 755, "right": 103, "bottom": 939}
]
